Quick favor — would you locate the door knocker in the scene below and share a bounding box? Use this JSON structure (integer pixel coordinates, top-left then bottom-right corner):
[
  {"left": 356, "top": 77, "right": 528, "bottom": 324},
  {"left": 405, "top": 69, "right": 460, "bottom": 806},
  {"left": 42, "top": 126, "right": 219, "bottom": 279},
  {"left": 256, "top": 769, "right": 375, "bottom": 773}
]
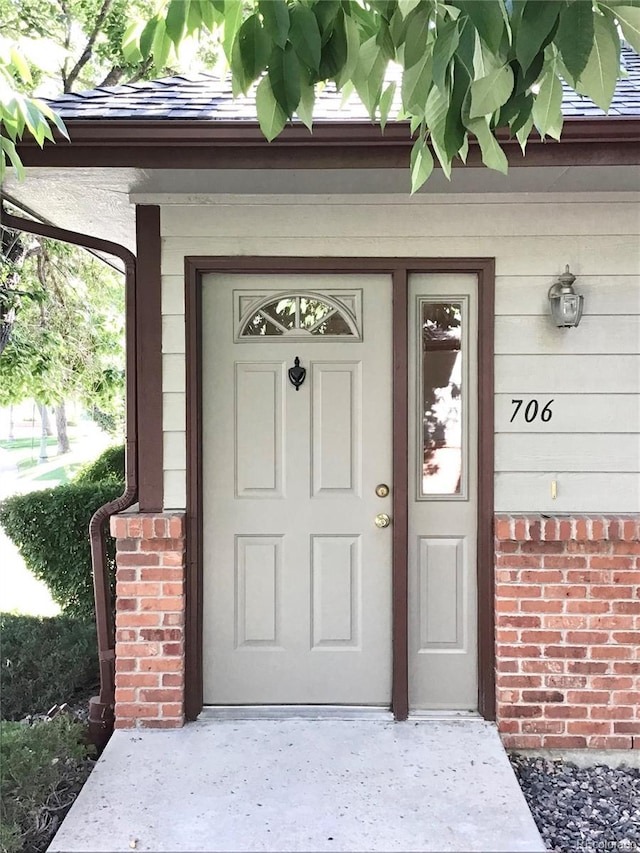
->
[{"left": 288, "top": 356, "right": 306, "bottom": 391}]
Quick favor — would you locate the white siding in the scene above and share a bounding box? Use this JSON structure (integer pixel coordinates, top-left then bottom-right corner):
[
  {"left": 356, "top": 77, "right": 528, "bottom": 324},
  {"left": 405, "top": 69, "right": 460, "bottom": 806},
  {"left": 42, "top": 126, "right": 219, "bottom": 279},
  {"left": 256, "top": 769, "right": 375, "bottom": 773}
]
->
[{"left": 159, "top": 194, "right": 640, "bottom": 513}]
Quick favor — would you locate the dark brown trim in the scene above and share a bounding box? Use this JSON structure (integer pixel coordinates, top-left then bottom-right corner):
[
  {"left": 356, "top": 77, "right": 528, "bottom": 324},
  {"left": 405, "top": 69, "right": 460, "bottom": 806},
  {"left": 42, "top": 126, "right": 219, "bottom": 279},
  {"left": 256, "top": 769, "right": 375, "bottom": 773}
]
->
[
  {"left": 0, "top": 207, "right": 138, "bottom": 746},
  {"left": 135, "top": 206, "right": 163, "bottom": 512},
  {"left": 16, "top": 117, "right": 640, "bottom": 169},
  {"left": 185, "top": 261, "right": 204, "bottom": 721},
  {"left": 391, "top": 268, "right": 409, "bottom": 721},
  {"left": 183, "top": 256, "right": 495, "bottom": 722}
]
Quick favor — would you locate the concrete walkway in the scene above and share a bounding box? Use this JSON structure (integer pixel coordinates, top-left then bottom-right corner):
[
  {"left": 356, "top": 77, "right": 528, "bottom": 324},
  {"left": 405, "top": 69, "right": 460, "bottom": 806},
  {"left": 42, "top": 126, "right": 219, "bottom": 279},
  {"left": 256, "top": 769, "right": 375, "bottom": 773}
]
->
[{"left": 48, "top": 719, "right": 544, "bottom": 853}]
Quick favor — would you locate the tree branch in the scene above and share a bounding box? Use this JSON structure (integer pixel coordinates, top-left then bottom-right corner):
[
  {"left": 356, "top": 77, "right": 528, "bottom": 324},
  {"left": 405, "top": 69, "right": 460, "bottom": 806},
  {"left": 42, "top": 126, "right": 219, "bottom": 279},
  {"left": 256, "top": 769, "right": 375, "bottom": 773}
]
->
[{"left": 64, "top": 0, "right": 115, "bottom": 92}]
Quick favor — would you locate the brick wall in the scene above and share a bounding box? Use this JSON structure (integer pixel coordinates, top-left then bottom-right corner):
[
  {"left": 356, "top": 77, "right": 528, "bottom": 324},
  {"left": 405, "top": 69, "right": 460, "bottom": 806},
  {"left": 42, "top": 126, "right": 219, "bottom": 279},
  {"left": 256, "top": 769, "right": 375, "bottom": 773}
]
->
[
  {"left": 495, "top": 515, "right": 640, "bottom": 750},
  {"left": 109, "top": 512, "right": 187, "bottom": 729}
]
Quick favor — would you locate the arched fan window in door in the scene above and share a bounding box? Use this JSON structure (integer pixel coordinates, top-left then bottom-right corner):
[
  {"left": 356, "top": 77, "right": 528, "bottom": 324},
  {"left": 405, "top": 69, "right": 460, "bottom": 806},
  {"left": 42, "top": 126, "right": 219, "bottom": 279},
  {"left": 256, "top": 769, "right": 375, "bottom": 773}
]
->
[{"left": 238, "top": 292, "right": 360, "bottom": 340}]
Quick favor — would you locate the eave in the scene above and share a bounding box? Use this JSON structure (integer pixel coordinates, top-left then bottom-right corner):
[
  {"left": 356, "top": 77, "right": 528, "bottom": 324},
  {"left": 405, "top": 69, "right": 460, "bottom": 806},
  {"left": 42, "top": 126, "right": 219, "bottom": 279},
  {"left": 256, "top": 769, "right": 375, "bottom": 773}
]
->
[{"left": 15, "top": 116, "right": 640, "bottom": 170}]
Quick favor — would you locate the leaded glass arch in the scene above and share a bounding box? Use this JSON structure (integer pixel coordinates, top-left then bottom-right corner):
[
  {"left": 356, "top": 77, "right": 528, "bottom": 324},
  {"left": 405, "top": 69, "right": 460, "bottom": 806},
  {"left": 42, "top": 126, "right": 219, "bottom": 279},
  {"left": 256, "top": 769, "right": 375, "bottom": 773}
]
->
[{"left": 236, "top": 291, "right": 361, "bottom": 341}]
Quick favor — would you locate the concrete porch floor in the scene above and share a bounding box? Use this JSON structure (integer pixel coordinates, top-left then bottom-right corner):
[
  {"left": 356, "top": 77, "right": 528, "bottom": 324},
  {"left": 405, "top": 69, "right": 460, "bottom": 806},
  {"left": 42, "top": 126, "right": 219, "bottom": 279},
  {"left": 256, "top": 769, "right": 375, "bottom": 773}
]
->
[{"left": 48, "top": 719, "right": 544, "bottom": 853}]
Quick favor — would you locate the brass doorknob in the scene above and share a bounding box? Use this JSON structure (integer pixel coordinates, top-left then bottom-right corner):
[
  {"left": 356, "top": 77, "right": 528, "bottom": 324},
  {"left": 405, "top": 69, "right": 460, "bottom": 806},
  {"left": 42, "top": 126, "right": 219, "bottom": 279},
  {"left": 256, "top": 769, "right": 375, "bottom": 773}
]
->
[
  {"left": 375, "top": 483, "right": 390, "bottom": 498},
  {"left": 374, "top": 513, "right": 391, "bottom": 528}
]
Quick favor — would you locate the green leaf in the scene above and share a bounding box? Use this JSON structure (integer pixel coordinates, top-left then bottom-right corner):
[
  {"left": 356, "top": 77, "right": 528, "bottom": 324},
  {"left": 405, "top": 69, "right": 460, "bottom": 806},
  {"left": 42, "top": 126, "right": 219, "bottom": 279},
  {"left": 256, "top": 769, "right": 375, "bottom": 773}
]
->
[
  {"left": 554, "top": 1, "right": 594, "bottom": 83},
  {"left": 457, "top": 0, "right": 508, "bottom": 54},
  {"left": 269, "top": 44, "right": 302, "bottom": 118},
  {"left": 237, "top": 15, "right": 271, "bottom": 80},
  {"left": 444, "top": 58, "right": 471, "bottom": 158},
  {"left": 139, "top": 17, "right": 159, "bottom": 59},
  {"left": 165, "top": 0, "right": 189, "bottom": 49},
  {"left": 352, "top": 37, "right": 387, "bottom": 120},
  {"left": 399, "top": 0, "right": 421, "bottom": 18},
  {"left": 296, "top": 81, "right": 315, "bottom": 131},
  {"left": 315, "top": 0, "right": 341, "bottom": 45},
  {"left": 410, "top": 135, "right": 434, "bottom": 194},
  {"left": 532, "top": 70, "right": 563, "bottom": 140},
  {"left": 470, "top": 64, "right": 514, "bottom": 118},
  {"left": 432, "top": 19, "right": 460, "bottom": 93},
  {"left": 403, "top": 7, "right": 430, "bottom": 69},
  {"left": 9, "top": 48, "right": 32, "bottom": 84},
  {"left": 319, "top": 10, "right": 348, "bottom": 79},
  {"left": 122, "top": 22, "right": 144, "bottom": 64},
  {"left": 575, "top": 13, "right": 620, "bottom": 111},
  {"left": 376, "top": 19, "right": 396, "bottom": 61},
  {"left": 515, "top": 1, "right": 561, "bottom": 75},
  {"left": 1, "top": 136, "right": 25, "bottom": 181},
  {"left": 223, "top": 0, "right": 244, "bottom": 62},
  {"left": 424, "top": 84, "right": 452, "bottom": 178},
  {"left": 466, "top": 116, "right": 508, "bottom": 174},
  {"left": 603, "top": 5, "right": 640, "bottom": 53},
  {"left": 290, "top": 4, "right": 322, "bottom": 73},
  {"left": 402, "top": 51, "right": 432, "bottom": 114},
  {"left": 259, "top": 0, "right": 290, "bottom": 49},
  {"left": 516, "top": 114, "right": 534, "bottom": 155},
  {"left": 255, "top": 75, "right": 287, "bottom": 141},
  {"left": 379, "top": 81, "right": 396, "bottom": 131},
  {"left": 35, "top": 101, "right": 69, "bottom": 141},
  {"left": 231, "top": 37, "right": 249, "bottom": 95},
  {"left": 335, "top": 12, "right": 360, "bottom": 88},
  {"left": 151, "top": 22, "right": 172, "bottom": 70}
]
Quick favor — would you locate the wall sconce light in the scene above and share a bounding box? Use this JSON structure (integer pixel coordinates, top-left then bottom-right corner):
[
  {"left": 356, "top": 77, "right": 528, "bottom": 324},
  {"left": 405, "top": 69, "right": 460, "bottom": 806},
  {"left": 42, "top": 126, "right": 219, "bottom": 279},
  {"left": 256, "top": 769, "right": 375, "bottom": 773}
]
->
[{"left": 548, "top": 265, "right": 584, "bottom": 328}]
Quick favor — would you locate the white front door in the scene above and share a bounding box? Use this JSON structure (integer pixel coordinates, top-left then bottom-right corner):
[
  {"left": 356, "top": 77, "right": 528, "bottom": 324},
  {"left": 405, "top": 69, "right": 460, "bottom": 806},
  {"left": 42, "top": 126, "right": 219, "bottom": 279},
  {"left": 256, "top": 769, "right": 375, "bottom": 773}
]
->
[{"left": 201, "top": 273, "right": 393, "bottom": 704}]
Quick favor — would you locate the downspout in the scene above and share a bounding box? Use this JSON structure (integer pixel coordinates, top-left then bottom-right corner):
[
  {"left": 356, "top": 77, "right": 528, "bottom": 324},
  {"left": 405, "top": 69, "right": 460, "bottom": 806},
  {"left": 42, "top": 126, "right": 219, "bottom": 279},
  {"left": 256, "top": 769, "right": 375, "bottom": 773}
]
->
[{"left": 1, "top": 206, "right": 137, "bottom": 747}]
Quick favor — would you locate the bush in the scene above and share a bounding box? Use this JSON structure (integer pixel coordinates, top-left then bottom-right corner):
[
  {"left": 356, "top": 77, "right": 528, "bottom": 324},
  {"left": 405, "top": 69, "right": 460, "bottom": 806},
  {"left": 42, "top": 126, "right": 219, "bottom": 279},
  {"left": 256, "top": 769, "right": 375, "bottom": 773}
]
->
[
  {"left": 0, "top": 716, "right": 92, "bottom": 853},
  {"left": 0, "top": 614, "right": 99, "bottom": 721},
  {"left": 0, "top": 478, "right": 121, "bottom": 619},
  {"left": 74, "top": 444, "right": 125, "bottom": 486}
]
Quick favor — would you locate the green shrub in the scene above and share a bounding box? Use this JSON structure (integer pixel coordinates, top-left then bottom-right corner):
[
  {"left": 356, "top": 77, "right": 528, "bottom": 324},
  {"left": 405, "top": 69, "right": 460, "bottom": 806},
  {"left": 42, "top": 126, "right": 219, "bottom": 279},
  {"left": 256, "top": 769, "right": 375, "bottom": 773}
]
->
[
  {"left": 0, "top": 479, "right": 121, "bottom": 619},
  {"left": 0, "top": 716, "right": 92, "bottom": 853},
  {"left": 0, "top": 614, "right": 99, "bottom": 721},
  {"left": 74, "top": 444, "right": 125, "bottom": 486}
]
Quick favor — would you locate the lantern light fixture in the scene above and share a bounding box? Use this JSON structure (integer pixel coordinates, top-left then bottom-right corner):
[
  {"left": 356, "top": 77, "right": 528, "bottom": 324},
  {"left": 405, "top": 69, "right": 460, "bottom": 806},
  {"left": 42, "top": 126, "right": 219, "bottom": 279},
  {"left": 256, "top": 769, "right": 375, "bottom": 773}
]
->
[{"left": 548, "top": 265, "right": 584, "bottom": 328}]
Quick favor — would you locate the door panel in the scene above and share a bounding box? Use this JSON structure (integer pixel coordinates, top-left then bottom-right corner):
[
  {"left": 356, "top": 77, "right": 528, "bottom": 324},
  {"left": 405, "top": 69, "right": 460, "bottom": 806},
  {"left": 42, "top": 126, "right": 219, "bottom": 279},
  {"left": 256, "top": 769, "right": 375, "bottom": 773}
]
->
[
  {"left": 202, "top": 273, "right": 392, "bottom": 705},
  {"left": 408, "top": 273, "right": 479, "bottom": 711}
]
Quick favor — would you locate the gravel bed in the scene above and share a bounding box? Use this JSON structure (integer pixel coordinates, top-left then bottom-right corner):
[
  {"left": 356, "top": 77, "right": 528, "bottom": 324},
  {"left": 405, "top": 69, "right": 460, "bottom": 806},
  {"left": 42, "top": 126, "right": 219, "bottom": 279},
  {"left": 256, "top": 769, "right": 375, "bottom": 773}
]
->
[{"left": 510, "top": 753, "right": 640, "bottom": 853}]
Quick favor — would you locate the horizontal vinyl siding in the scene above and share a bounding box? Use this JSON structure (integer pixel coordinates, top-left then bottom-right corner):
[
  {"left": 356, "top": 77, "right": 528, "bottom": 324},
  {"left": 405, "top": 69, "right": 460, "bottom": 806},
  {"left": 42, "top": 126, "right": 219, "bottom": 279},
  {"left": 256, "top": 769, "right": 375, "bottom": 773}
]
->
[{"left": 160, "top": 194, "right": 640, "bottom": 512}]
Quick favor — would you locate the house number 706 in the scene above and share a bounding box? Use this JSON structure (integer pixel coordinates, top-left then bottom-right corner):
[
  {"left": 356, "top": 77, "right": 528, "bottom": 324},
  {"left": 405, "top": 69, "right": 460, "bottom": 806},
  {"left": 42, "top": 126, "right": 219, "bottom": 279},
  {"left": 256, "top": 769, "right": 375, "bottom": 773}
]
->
[{"left": 510, "top": 399, "right": 554, "bottom": 423}]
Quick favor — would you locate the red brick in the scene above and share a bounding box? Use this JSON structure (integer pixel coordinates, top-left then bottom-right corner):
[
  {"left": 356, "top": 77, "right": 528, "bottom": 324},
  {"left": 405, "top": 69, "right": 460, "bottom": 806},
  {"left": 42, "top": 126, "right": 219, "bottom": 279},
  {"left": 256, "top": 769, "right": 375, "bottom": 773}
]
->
[
  {"left": 522, "top": 541, "right": 564, "bottom": 554},
  {"left": 496, "top": 659, "right": 518, "bottom": 673},
  {"left": 142, "top": 518, "right": 155, "bottom": 538},
  {"left": 497, "top": 630, "right": 518, "bottom": 643},
  {"left": 116, "top": 629, "right": 137, "bottom": 642},
  {"left": 117, "top": 582, "right": 161, "bottom": 597},
  {"left": 520, "top": 631, "right": 562, "bottom": 644},
  {"left": 139, "top": 689, "right": 182, "bottom": 703},
  {"left": 546, "top": 705, "right": 587, "bottom": 719},
  {"left": 589, "top": 614, "right": 634, "bottom": 629},
  {"left": 114, "top": 719, "right": 135, "bottom": 729},
  {"left": 613, "top": 541, "right": 640, "bottom": 555},
  {"left": 521, "top": 570, "right": 563, "bottom": 583},
  {"left": 614, "top": 662, "right": 640, "bottom": 674},
  {"left": 565, "top": 570, "right": 608, "bottom": 583},
  {"left": 116, "top": 702, "right": 161, "bottom": 718},
  {"left": 496, "top": 541, "right": 519, "bottom": 554},
  {"left": 588, "top": 736, "right": 633, "bottom": 749},
  {"left": 126, "top": 517, "right": 143, "bottom": 537},
  {"left": 521, "top": 720, "right": 564, "bottom": 734},
  {"left": 542, "top": 736, "right": 587, "bottom": 748},
  {"left": 116, "top": 598, "right": 136, "bottom": 611},
  {"left": 117, "top": 569, "right": 137, "bottom": 582},
  {"left": 496, "top": 585, "right": 541, "bottom": 598},
  {"left": 499, "top": 645, "right": 541, "bottom": 659},
  {"left": 161, "top": 703, "right": 183, "bottom": 717},
  {"left": 117, "top": 642, "right": 160, "bottom": 657},
  {"left": 498, "top": 676, "right": 543, "bottom": 689},
  {"left": 522, "top": 690, "right": 564, "bottom": 703},
  {"left": 497, "top": 570, "right": 518, "bottom": 583},
  {"left": 497, "top": 719, "right": 520, "bottom": 734},
  {"left": 496, "top": 598, "right": 518, "bottom": 613},
  {"left": 116, "top": 553, "right": 160, "bottom": 567},
  {"left": 162, "top": 642, "right": 183, "bottom": 656},
  {"left": 590, "top": 557, "right": 633, "bottom": 570},
  {"left": 566, "top": 600, "right": 610, "bottom": 614},
  {"left": 498, "top": 615, "right": 541, "bottom": 628},
  {"left": 501, "top": 705, "right": 543, "bottom": 718},
  {"left": 521, "top": 600, "right": 564, "bottom": 613},
  {"left": 558, "top": 521, "right": 572, "bottom": 541},
  {"left": 612, "top": 632, "right": 639, "bottom": 644},
  {"left": 139, "top": 628, "right": 183, "bottom": 642},
  {"left": 501, "top": 735, "right": 543, "bottom": 749},
  {"left": 612, "top": 601, "right": 640, "bottom": 614},
  {"left": 613, "top": 722, "right": 640, "bottom": 734},
  {"left": 117, "top": 612, "right": 160, "bottom": 628},
  {"left": 565, "top": 631, "right": 609, "bottom": 644},
  {"left": 115, "top": 657, "right": 136, "bottom": 672},
  {"left": 169, "top": 516, "right": 185, "bottom": 538},
  {"left": 544, "top": 645, "right": 587, "bottom": 659},
  {"left": 544, "top": 616, "right": 587, "bottom": 629},
  {"left": 590, "top": 585, "right": 634, "bottom": 600},
  {"left": 568, "top": 661, "right": 609, "bottom": 675},
  {"left": 114, "top": 688, "right": 136, "bottom": 702},
  {"left": 162, "top": 582, "right": 184, "bottom": 596},
  {"left": 116, "top": 538, "right": 139, "bottom": 552},
  {"left": 162, "top": 673, "right": 184, "bottom": 687},
  {"left": 117, "top": 673, "right": 159, "bottom": 688},
  {"left": 544, "top": 557, "right": 587, "bottom": 570},
  {"left": 153, "top": 518, "right": 168, "bottom": 537},
  {"left": 612, "top": 571, "right": 640, "bottom": 583},
  {"left": 590, "top": 645, "right": 632, "bottom": 660},
  {"left": 140, "top": 597, "right": 185, "bottom": 612},
  {"left": 161, "top": 552, "right": 186, "bottom": 567},
  {"left": 139, "top": 658, "right": 183, "bottom": 672},
  {"left": 590, "top": 706, "right": 634, "bottom": 720},
  {"left": 140, "top": 567, "right": 184, "bottom": 581},
  {"left": 568, "top": 721, "right": 611, "bottom": 735},
  {"left": 111, "top": 517, "right": 127, "bottom": 538},
  {"left": 496, "top": 555, "right": 541, "bottom": 569},
  {"left": 567, "top": 690, "right": 610, "bottom": 704},
  {"left": 545, "top": 585, "right": 587, "bottom": 599},
  {"left": 521, "top": 660, "right": 564, "bottom": 674},
  {"left": 612, "top": 690, "right": 640, "bottom": 704},
  {"left": 545, "top": 675, "right": 585, "bottom": 689}
]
